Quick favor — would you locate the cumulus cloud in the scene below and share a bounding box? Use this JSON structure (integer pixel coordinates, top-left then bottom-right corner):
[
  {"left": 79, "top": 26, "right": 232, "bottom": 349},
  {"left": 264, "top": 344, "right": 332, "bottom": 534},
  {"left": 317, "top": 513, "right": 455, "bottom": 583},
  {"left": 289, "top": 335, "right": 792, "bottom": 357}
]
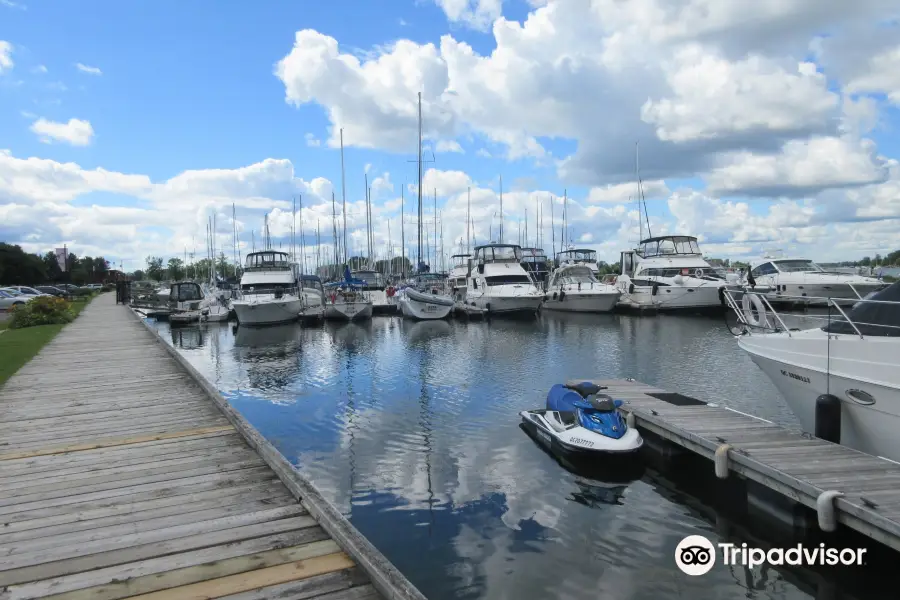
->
[
  {"left": 75, "top": 62, "right": 102, "bottom": 75},
  {"left": 0, "top": 40, "right": 12, "bottom": 73},
  {"left": 29, "top": 118, "right": 94, "bottom": 146},
  {"left": 432, "top": 0, "right": 503, "bottom": 32},
  {"left": 435, "top": 139, "right": 464, "bottom": 153},
  {"left": 304, "top": 133, "right": 321, "bottom": 147},
  {"left": 587, "top": 180, "right": 670, "bottom": 204}
]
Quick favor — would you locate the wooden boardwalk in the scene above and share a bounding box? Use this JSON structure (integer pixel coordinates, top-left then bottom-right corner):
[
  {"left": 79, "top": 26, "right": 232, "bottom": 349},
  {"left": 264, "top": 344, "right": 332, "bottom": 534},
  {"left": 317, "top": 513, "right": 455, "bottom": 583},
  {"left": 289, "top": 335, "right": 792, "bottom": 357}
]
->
[
  {"left": 585, "top": 379, "right": 900, "bottom": 552},
  {"left": 0, "top": 293, "right": 422, "bottom": 600}
]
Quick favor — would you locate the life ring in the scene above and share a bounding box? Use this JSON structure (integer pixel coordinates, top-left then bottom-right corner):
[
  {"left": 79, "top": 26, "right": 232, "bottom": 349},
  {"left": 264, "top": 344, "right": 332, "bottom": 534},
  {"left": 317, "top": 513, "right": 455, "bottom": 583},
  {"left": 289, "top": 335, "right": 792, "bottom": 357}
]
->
[
  {"left": 741, "top": 293, "right": 769, "bottom": 328},
  {"left": 694, "top": 268, "right": 704, "bottom": 278}
]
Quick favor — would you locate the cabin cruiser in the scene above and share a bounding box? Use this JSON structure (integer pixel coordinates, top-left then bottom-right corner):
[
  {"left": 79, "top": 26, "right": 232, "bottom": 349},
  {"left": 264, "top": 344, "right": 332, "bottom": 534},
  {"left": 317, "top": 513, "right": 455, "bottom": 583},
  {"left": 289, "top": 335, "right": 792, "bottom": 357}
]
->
[
  {"left": 556, "top": 249, "right": 600, "bottom": 277},
  {"left": 728, "top": 282, "right": 900, "bottom": 462},
  {"left": 352, "top": 269, "right": 397, "bottom": 314},
  {"left": 542, "top": 264, "right": 620, "bottom": 313},
  {"left": 167, "top": 281, "right": 207, "bottom": 325},
  {"left": 522, "top": 248, "right": 551, "bottom": 286},
  {"left": 464, "top": 244, "right": 543, "bottom": 316},
  {"left": 449, "top": 254, "right": 471, "bottom": 304},
  {"left": 324, "top": 267, "right": 373, "bottom": 321},
  {"left": 744, "top": 256, "right": 885, "bottom": 305},
  {"left": 398, "top": 272, "right": 454, "bottom": 320},
  {"left": 616, "top": 236, "right": 726, "bottom": 311},
  {"left": 298, "top": 274, "right": 326, "bottom": 320},
  {"left": 231, "top": 251, "right": 303, "bottom": 326}
]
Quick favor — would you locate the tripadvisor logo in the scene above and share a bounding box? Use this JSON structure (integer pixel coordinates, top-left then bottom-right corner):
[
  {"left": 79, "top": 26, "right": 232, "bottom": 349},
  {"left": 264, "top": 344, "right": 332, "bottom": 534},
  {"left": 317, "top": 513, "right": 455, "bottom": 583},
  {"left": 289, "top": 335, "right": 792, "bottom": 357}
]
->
[{"left": 675, "top": 535, "right": 867, "bottom": 575}]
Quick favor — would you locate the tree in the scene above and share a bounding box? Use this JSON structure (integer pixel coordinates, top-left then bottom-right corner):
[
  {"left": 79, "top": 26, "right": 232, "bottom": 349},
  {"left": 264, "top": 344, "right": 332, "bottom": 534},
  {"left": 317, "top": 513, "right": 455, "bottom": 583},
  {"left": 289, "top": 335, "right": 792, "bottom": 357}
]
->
[
  {"left": 42, "top": 251, "right": 63, "bottom": 282},
  {"left": 146, "top": 256, "right": 164, "bottom": 281},
  {"left": 860, "top": 256, "right": 871, "bottom": 266},
  {"left": 93, "top": 257, "right": 109, "bottom": 281},
  {"left": 0, "top": 243, "right": 47, "bottom": 284},
  {"left": 131, "top": 269, "right": 145, "bottom": 281},
  {"left": 167, "top": 257, "right": 185, "bottom": 281}
]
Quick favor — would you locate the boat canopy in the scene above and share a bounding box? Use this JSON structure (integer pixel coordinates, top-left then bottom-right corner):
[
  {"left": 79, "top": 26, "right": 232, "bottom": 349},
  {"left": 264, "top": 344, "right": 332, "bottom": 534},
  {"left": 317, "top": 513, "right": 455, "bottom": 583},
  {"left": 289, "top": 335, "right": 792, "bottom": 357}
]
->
[
  {"left": 169, "top": 281, "right": 203, "bottom": 302},
  {"left": 475, "top": 244, "right": 523, "bottom": 263},
  {"left": 554, "top": 264, "right": 597, "bottom": 282},
  {"left": 823, "top": 282, "right": 900, "bottom": 337},
  {"left": 638, "top": 236, "right": 700, "bottom": 257},
  {"left": 244, "top": 251, "right": 291, "bottom": 271},
  {"left": 557, "top": 249, "right": 597, "bottom": 262}
]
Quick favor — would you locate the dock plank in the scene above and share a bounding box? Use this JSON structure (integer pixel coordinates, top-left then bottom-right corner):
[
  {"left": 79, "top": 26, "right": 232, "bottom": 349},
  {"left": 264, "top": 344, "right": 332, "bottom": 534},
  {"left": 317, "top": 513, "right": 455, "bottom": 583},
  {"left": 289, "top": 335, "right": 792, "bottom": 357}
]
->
[{"left": 0, "top": 294, "right": 422, "bottom": 600}]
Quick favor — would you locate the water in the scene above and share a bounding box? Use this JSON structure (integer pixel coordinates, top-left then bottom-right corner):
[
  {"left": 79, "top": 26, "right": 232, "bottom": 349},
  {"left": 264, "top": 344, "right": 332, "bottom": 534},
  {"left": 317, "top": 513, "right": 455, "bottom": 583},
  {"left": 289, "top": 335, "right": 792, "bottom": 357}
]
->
[{"left": 154, "top": 313, "right": 885, "bottom": 600}]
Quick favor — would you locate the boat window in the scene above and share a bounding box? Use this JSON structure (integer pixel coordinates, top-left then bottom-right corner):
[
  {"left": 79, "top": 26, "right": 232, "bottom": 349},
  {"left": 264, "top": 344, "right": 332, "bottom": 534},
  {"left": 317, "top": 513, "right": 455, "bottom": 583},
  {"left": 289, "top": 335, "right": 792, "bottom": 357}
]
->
[
  {"left": 244, "top": 252, "right": 290, "bottom": 270},
  {"left": 773, "top": 260, "right": 823, "bottom": 273},
  {"left": 823, "top": 281, "right": 900, "bottom": 337},
  {"left": 751, "top": 262, "right": 778, "bottom": 277},
  {"left": 485, "top": 275, "right": 531, "bottom": 285},
  {"left": 241, "top": 282, "right": 295, "bottom": 294}
]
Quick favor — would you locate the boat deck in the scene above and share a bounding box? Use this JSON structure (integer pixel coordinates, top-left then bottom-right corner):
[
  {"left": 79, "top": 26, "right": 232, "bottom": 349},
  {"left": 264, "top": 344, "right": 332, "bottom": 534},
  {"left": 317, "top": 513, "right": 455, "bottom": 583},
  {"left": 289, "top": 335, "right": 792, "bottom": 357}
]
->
[
  {"left": 0, "top": 293, "right": 421, "bottom": 600},
  {"left": 583, "top": 379, "right": 900, "bottom": 552}
]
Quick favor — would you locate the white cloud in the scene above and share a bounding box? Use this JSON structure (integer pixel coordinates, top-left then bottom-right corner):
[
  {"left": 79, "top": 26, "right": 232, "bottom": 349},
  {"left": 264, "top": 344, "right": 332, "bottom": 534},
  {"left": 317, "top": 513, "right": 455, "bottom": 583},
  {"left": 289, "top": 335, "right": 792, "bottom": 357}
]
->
[
  {"left": 32, "top": 64, "right": 47, "bottom": 74},
  {"left": 75, "top": 62, "right": 102, "bottom": 75},
  {"left": 587, "top": 180, "right": 670, "bottom": 204},
  {"left": 476, "top": 148, "right": 491, "bottom": 158},
  {"left": 0, "top": 40, "right": 13, "bottom": 73},
  {"left": 30, "top": 118, "right": 95, "bottom": 146},
  {"left": 843, "top": 44, "right": 900, "bottom": 105},
  {"left": 432, "top": 0, "right": 503, "bottom": 32},
  {"left": 304, "top": 132, "right": 321, "bottom": 147},
  {"left": 435, "top": 139, "right": 464, "bottom": 153}
]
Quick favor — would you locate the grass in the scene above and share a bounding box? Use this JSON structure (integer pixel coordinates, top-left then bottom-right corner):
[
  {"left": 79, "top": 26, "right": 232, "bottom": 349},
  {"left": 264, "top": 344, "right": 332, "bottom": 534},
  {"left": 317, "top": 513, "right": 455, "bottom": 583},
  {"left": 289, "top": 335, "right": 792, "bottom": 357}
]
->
[{"left": 0, "top": 295, "right": 94, "bottom": 387}]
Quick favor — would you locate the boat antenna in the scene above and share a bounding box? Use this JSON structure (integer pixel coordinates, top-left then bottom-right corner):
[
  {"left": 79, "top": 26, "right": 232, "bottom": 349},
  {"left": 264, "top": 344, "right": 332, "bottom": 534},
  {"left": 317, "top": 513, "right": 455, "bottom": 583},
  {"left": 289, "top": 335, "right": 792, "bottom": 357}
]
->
[{"left": 340, "top": 129, "right": 349, "bottom": 267}]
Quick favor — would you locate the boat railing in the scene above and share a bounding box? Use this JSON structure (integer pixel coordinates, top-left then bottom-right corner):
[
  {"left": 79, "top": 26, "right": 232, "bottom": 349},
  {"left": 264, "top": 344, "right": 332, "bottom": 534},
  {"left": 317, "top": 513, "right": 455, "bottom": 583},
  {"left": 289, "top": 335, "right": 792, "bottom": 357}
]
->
[{"left": 723, "top": 288, "right": 900, "bottom": 339}]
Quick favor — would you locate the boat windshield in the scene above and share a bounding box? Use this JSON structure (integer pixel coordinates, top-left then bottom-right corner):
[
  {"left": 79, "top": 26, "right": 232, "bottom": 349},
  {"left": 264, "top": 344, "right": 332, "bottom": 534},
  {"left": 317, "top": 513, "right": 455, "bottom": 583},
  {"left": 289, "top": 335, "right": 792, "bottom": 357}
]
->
[
  {"left": 556, "top": 266, "right": 597, "bottom": 284},
  {"left": 244, "top": 252, "right": 290, "bottom": 271},
  {"left": 300, "top": 277, "right": 324, "bottom": 293},
  {"left": 639, "top": 236, "right": 700, "bottom": 257},
  {"left": 476, "top": 245, "right": 523, "bottom": 262},
  {"left": 451, "top": 255, "right": 471, "bottom": 269},
  {"left": 773, "top": 259, "right": 824, "bottom": 273},
  {"left": 823, "top": 282, "right": 900, "bottom": 337},
  {"left": 170, "top": 283, "right": 203, "bottom": 302},
  {"left": 352, "top": 270, "right": 382, "bottom": 286},
  {"left": 557, "top": 249, "right": 597, "bottom": 263}
]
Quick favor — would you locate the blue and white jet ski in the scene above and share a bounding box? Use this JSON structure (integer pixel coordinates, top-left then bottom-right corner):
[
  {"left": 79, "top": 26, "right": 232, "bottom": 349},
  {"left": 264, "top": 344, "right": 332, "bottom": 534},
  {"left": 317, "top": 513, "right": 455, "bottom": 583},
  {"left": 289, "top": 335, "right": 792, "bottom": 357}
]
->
[{"left": 520, "top": 381, "right": 643, "bottom": 456}]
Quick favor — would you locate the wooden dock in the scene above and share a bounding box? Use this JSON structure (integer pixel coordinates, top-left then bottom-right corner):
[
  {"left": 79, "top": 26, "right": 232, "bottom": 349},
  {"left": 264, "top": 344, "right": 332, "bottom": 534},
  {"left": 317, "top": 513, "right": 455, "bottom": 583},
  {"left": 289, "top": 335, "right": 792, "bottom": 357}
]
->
[
  {"left": 0, "top": 293, "right": 424, "bottom": 600},
  {"left": 583, "top": 379, "right": 900, "bottom": 552}
]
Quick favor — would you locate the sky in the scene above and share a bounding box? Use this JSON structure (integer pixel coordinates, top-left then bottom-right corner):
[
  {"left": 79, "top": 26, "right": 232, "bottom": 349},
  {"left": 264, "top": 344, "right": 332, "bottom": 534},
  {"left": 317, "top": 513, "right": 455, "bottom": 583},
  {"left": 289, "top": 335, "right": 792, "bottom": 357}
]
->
[{"left": 1, "top": 0, "right": 899, "bottom": 273}]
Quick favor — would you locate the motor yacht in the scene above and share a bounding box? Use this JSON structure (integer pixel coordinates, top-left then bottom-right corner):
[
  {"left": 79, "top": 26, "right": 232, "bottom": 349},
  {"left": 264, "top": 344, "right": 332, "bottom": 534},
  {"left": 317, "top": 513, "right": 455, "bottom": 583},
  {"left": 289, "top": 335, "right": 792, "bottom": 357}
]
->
[
  {"left": 727, "top": 283, "right": 900, "bottom": 462},
  {"left": 556, "top": 249, "right": 600, "bottom": 277},
  {"left": 464, "top": 244, "right": 543, "bottom": 316},
  {"left": 542, "top": 264, "right": 620, "bottom": 313},
  {"left": 616, "top": 236, "right": 726, "bottom": 311},
  {"left": 744, "top": 255, "right": 885, "bottom": 305},
  {"left": 231, "top": 251, "right": 303, "bottom": 326},
  {"left": 521, "top": 248, "right": 551, "bottom": 287}
]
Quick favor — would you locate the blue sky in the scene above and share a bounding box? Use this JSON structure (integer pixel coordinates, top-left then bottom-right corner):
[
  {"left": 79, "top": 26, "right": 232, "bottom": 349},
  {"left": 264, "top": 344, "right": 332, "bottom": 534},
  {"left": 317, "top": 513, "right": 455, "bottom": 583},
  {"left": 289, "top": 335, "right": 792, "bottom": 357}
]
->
[{"left": 1, "top": 0, "right": 899, "bottom": 270}]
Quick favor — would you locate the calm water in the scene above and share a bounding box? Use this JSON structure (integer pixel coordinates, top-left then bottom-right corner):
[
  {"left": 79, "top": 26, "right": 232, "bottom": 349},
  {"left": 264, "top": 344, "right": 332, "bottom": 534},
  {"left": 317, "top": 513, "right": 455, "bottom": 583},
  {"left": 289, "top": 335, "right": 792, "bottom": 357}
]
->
[{"left": 152, "top": 312, "right": 885, "bottom": 600}]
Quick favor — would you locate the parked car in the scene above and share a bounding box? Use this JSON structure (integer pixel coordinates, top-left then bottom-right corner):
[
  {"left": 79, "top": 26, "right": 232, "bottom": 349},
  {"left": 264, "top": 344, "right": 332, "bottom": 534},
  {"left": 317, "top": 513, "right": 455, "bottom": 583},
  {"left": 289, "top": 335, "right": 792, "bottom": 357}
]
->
[
  {"left": 0, "top": 288, "right": 31, "bottom": 310},
  {"left": 56, "top": 283, "right": 81, "bottom": 292},
  {"left": 35, "top": 285, "right": 69, "bottom": 297},
  {"left": 7, "top": 286, "right": 52, "bottom": 297}
]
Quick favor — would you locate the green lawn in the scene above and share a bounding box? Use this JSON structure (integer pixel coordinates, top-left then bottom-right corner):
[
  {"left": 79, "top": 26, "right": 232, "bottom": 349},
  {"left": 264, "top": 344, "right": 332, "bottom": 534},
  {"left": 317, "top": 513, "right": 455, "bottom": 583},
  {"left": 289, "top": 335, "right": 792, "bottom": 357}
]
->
[{"left": 0, "top": 295, "right": 95, "bottom": 386}]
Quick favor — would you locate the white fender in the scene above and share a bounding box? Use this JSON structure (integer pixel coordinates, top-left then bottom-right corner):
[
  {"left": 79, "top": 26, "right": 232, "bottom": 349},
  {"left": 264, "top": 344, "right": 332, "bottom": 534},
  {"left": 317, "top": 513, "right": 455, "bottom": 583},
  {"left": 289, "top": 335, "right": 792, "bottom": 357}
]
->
[
  {"left": 625, "top": 412, "right": 635, "bottom": 429},
  {"left": 741, "top": 293, "right": 769, "bottom": 328},
  {"left": 816, "top": 490, "right": 844, "bottom": 532},
  {"left": 714, "top": 443, "right": 732, "bottom": 479}
]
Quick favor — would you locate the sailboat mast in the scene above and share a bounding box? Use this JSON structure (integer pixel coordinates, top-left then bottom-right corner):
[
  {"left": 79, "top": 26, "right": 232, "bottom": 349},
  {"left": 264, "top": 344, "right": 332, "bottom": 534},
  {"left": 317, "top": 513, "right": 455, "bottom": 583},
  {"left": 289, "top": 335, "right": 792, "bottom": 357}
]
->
[
  {"left": 299, "top": 194, "right": 305, "bottom": 275},
  {"left": 466, "top": 187, "right": 471, "bottom": 254},
  {"left": 292, "top": 196, "right": 296, "bottom": 263},
  {"left": 340, "top": 128, "right": 348, "bottom": 266},
  {"left": 550, "top": 195, "right": 555, "bottom": 259},
  {"left": 401, "top": 185, "right": 405, "bottom": 278},
  {"left": 416, "top": 92, "right": 423, "bottom": 272},
  {"left": 331, "top": 191, "right": 339, "bottom": 279},
  {"left": 316, "top": 219, "right": 321, "bottom": 274},
  {"left": 364, "top": 173, "right": 370, "bottom": 268},
  {"left": 563, "top": 189, "right": 568, "bottom": 250},
  {"left": 433, "top": 188, "right": 437, "bottom": 269},
  {"left": 499, "top": 175, "right": 503, "bottom": 243}
]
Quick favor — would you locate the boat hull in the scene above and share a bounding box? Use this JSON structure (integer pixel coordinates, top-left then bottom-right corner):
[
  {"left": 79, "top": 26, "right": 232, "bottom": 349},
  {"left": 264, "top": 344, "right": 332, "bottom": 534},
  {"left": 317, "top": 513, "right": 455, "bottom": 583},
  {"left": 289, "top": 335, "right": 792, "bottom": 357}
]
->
[
  {"left": 542, "top": 292, "right": 619, "bottom": 313},
  {"left": 519, "top": 410, "right": 643, "bottom": 456},
  {"left": 232, "top": 298, "right": 302, "bottom": 326},
  {"left": 400, "top": 289, "right": 453, "bottom": 320},
  {"left": 325, "top": 301, "right": 373, "bottom": 321},
  {"left": 739, "top": 332, "right": 900, "bottom": 462},
  {"left": 617, "top": 280, "right": 723, "bottom": 311},
  {"left": 468, "top": 293, "right": 542, "bottom": 316}
]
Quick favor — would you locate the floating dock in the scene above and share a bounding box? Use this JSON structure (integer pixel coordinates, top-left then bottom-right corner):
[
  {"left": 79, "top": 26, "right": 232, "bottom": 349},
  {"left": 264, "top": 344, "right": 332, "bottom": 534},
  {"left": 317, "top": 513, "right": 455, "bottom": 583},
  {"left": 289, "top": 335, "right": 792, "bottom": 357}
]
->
[
  {"left": 0, "top": 293, "right": 424, "bottom": 600},
  {"left": 581, "top": 379, "right": 900, "bottom": 552}
]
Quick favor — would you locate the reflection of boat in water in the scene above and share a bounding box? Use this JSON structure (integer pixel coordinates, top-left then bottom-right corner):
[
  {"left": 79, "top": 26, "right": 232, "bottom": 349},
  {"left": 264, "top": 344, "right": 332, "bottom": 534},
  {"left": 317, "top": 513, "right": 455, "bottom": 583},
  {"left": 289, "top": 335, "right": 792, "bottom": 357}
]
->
[
  {"left": 403, "top": 319, "right": 451, "bottom": 344},
  {"left": 233, "top": 323, "right": 299, "bottom": 348},
  {"left": 327, "top": 322, "right": 372, "bottom": 350},
  {"left": 568, "top": 479, "right": 630, "bottom": 507},
  {"left": 169, "top": 326, "right": 205, "bottom": 349}
]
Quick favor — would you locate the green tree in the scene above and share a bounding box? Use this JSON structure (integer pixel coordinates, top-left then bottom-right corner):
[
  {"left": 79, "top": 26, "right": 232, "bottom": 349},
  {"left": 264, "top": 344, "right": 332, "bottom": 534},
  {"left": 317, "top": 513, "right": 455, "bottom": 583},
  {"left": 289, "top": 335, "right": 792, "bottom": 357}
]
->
[
  {"left": 131, "top": 269, "right": 145, "bottom": 281},
  {"left": 860, "top": 256, "right": 871, "bottom": 266},
  {"left": 93, "top": 256, "right": 109, "bottom": 281},
  {"left": 167, "top": 257, "right": 185, "bottom": 280},
  {"left": 42, "top": 251, "right": 63, "bottom": 282},
  {"left": 146, "top": 256, "right": 164, "bottom": 281},
  {"left": 0, "top": 243, "right": 47, "bottom": 284}
]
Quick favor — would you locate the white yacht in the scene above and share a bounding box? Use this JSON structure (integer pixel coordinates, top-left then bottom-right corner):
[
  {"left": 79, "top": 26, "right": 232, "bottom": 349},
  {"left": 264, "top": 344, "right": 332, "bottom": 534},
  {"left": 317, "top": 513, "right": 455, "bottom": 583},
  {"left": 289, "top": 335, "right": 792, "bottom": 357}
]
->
[
  {"left": 522, "top": 248, "right": 551, "bottom": 286},
  {"left": 745, "top": 256, "right": 885, "bottom": 304},
  {"left": 324, "top": 269, "right": 373, "bottom": 321},
  {"left": 542, "top": 263, "right": 620, "bottom": 313},
  {"left": 167, "top": 282, "right": 206, "bottom": 325},
  {"left": 449, "top": 254, "right": 471, "bottom": 305},
  {"left": 556, "top": 248, "right": 600, "bottom": 277},
  {"left": 616, "top": 236, "right": 726, "bottom": 311},
  {"left": 398, "top": 272, "right": 454, "bottom": 320},
  {"left": 464, "top": 244, "right": 544, "bottom": 316},
  {"left": 728, "top": 283, "right": 900, "bottom": 462},
  {"left": 298, "top": 274, "right": 326, "bottom": 320},
  {"left": 231, "top": 251, "right": 303, "bottom": 326}
]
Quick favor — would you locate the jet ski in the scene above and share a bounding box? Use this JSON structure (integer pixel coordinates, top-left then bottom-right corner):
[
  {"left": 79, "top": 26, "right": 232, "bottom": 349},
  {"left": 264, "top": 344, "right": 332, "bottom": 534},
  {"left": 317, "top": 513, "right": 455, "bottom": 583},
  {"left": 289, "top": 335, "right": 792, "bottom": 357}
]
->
[{"left": 520, "top": 381, "right": 643, "bottom": 456}]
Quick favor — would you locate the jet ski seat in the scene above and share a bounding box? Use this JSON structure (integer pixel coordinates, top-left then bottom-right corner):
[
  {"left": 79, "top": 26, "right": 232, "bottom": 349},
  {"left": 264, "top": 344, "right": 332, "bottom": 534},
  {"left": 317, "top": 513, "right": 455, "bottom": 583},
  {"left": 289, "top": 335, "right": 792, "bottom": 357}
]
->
[{"left": 564, "top": 381, "right": 607, "bottom": 398}]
